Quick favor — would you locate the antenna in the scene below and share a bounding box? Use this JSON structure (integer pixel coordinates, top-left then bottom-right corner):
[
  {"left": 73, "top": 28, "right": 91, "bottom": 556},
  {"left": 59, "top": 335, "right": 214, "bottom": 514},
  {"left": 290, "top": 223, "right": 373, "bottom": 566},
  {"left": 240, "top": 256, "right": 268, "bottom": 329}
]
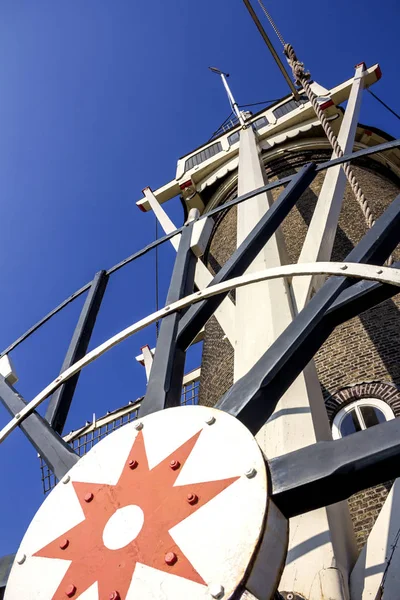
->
[
  {"left": 209, "top": 67, "right": 246, "bottom": 127},
  {"left": 242, "top": 0, "right": 300, "bottom": 100}
]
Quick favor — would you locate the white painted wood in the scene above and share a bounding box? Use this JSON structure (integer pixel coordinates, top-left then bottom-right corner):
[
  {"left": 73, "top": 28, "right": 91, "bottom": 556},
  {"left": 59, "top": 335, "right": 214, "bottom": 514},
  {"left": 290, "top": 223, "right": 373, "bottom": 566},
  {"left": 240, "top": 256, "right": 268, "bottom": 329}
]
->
[
  {"left": 350, "top": 479, "right": 400, "bottom": 599},
  {"left": 234, "top": 126, "right": 356, "bottom": 598},
  {"left": 143, "top": 187, "right": 236, "bottom": 346},
  {"left": 0, "top": 354, "right": 18, "bottom": 385},
  {"left": 292, "top": 64, "right": 365, "bottom": 310},
  {"left": 190, "top": 218, "right": 213, "bottom": 258},
  {"left": 234, "top": 125, "right": 293, "bottom": 381},
  {"left": 5, "top": 406, "right": 271, "bottom": 600},
  {"left": 0, "top": 261, "right": 398, "bottom": 444},
  {"left": 141, "top": 345, "right": 154, "bottom": 381}
]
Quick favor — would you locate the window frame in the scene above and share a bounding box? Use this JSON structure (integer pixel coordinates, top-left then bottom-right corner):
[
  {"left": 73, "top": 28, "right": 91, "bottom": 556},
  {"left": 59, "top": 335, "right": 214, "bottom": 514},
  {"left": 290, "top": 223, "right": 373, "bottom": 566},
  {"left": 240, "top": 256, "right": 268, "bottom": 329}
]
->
[{"left": 332, "top": 398, "right": 395, "bottom": 440}]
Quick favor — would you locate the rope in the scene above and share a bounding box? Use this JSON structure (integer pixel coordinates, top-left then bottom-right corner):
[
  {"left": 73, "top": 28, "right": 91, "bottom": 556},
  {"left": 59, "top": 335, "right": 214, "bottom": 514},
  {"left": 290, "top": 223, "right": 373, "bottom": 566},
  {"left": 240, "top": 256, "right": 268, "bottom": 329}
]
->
[{"left": 254, "top": 1, "right": 393, "bottom": 262}]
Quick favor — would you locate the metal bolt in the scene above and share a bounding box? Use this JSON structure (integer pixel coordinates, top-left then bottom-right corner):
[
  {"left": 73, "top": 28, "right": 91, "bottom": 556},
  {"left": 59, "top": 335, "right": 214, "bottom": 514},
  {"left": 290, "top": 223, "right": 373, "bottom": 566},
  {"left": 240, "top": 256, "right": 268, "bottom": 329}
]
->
[
  {"left": 65, "top": 584, "right": 77, "bottom": 598},
  {"left": 170, "top": 459, "right": 180, "bottom": 470},
  {"left": 164, "top": 552, "right": 177, "bottom": 566},
  {"left": 209, "top": 583, "right": 224, "bottom": 598},
  {"left": 16, "top": 553, "right": 26, "bottom": 565},
  {"left": 377, "top": 269, "right": 383, "bottom": 274},
  {"left": 187, "top": 493, "right": 198, "bottom": 505},
  {"left": 340, "top": 264, "right": 348, "bottom": 270},
  {"left": 287, "top": 594, "right": 294, "bottom": 600},
  {"left": 205, "top": 415, "right": 216, "bottom": 425},
  {"left": 62, "top": 475, "right": 71, "bottom": 484},
  {"left": 59, "top": 538, "right": 69, "bottom": 550},
  {"left": 135, "top": 421, "right": 143, "bottom": 431},
  {"left": 129, "top": 459, "right": 138, "bottom": 470},
  {"left": 84, "top": 492, "right": 94, "bottom": 503},
  {"left": 109, "top": 592, "right": 120, "bottom": 600},
  {"left": 165, "top": 306, "right": 170, "bottom": 311},
  {"left": 15, "top": 413, "right": 20, "bottom": 419},
  {"left": 197, "top": 291, "right": 202, "bottom": 296},
  {"left": 245, "top": 467, "right": 257, "bottom": 479}
]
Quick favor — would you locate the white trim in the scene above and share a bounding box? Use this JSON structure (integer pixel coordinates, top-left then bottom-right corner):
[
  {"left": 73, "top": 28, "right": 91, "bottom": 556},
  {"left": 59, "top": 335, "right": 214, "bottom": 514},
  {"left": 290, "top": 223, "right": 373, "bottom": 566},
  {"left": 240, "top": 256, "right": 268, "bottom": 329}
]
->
[
  {"left": 332, "top": 398, "right": 395, "bottom": 440},
  {"left": 1, "top": 261, "right": 399, "bottom": 444}
]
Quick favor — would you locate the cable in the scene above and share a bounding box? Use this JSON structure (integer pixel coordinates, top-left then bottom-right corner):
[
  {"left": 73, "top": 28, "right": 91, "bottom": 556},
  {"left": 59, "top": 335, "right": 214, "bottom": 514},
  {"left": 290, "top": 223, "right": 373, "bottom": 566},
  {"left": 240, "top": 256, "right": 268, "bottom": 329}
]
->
[
  {"left": 257, "top": 0, "right": 286, "bottom": 46},
  {"left": 155, "top": 216, "right": 160, "bottom": 338},
  {"left": 367, "top": 89, "right": 400, "bottom": 122},
  {"left": 238, "top": 99, "right": 279, "bottom": 108}
]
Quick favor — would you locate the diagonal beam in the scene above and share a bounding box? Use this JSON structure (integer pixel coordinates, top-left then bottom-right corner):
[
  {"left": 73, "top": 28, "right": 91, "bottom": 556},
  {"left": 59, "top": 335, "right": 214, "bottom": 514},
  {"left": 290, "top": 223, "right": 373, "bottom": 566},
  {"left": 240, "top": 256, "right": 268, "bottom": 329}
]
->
[
  {"left": 45, "top": 270, "right": 108, "bottom": 434},
  {"left": 216, "top": 193, "right": 400, "bottom": 433},
  {"left": 139, "top": 214, "right": 198, "bottom": 418},
  {"left": 269, "top": 417, "right": 400, "bottom": 518},
  {"left": 177, "top": 163, "right": 317, "bottom": 350},
  {"left": 293, "top": 63, "right": 366, "bottom": 310},
  {"left": 143, "top": 187, "right": 236, "bottom": 345},
  {"left": 0, "top": 375, "right": 78, "bottom": 480}
]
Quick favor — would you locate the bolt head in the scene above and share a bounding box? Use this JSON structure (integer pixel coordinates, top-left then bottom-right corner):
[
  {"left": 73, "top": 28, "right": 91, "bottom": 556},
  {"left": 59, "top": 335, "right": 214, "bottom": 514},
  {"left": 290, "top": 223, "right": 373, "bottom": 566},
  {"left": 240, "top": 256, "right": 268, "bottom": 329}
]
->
[
  {"left": 15, "top": 413, "right": 20, "bottom": 419},
  {"left": 59, "top": 538, "right": 69, "bottom": 550},
  {"left": 340, "top": 264, "right": 348, "bottom": 270},
  {"left": 16, "top": 553, "right": 26, "bottom": 565},
  {"left": 209, "top": 583, "right": 224, "bottom": 598},
  {"left": 245, "top": 467, "right": 257, "bottom": 479},
  {"left": 287, "top": 594, "right": 294, "bottom": 600},
  {"left": 205, "top": 415, "right": 216, "bottom": 425},
  {"left": 170, "top": 459, "right": 180, "bottom": 470},
  {"left": 65, "top": 584, "right": 77, "bottom": 597},
  {"left": 129, "top": 459, "right": 138, "bottom": 470},
  {"left": 377, "top": 269, "right": 383, "bottom": 274},
  {"left": 134, "top": 421, "right": 143, "bottom": 431},
  {"left": 109, "top": 592, "right": 120, "bottom": 600},
  {"left": 84, "top": 492, "right": 94, "bottom": 503},
  {"left": 187, "top": 493, "right": 198, "bottom": 505},
  {"left": 62, "top": 475, "right": 71, "bottom": 484},
  {"left": 165, "top": 551, "right": 177, "bottom": 566}
]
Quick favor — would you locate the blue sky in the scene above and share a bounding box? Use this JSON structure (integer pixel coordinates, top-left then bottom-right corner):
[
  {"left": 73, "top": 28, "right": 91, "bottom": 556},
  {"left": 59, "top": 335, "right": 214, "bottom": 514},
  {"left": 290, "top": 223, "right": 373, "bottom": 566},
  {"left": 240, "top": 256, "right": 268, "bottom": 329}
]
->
[{"left": 0, "top": 0, "right": 399, "bottom": 556}]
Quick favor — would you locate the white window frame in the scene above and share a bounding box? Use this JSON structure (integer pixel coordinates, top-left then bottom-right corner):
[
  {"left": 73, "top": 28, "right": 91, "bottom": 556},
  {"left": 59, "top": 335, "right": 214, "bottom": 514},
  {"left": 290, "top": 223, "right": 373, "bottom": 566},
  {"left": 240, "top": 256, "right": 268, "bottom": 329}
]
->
[{"left": 332, "top": 398, "right": 395, "bottom": 440}]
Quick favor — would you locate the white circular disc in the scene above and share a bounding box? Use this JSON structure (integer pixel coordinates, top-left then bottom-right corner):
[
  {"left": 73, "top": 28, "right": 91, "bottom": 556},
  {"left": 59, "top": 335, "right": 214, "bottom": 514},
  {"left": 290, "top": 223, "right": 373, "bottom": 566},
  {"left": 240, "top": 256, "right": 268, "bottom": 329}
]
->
[{"left": 5, "top": 405, "right": 269, "bottom": 600}]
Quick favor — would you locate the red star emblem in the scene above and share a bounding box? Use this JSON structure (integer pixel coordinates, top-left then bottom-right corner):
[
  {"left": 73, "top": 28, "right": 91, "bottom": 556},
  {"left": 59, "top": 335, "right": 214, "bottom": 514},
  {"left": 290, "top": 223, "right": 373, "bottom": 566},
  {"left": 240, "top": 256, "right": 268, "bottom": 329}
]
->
[{"left": 34, "top": 429, "right": 239, "bottom": 599}]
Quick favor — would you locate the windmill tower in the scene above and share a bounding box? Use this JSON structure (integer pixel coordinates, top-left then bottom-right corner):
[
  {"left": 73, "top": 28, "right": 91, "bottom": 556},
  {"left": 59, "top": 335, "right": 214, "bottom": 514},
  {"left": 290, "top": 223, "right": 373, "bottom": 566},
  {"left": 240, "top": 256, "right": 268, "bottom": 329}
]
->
[{"left": 1, "top": 2, "right": 400, "bottom": 600}]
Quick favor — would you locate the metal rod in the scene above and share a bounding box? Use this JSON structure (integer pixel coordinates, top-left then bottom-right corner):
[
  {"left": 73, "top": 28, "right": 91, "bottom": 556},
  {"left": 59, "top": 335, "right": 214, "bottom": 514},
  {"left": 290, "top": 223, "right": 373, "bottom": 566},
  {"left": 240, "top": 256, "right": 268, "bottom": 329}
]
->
[
  {"left": 0, "top": 376, "right": 78, "bottom": 480},
  {"left": 242, "top": 0, "right": 299, "bottom": 99},
  {"left": 45, "top": 270, "right": 108, "bottom": 434},
  {"left": 139, "top": 215, "right": 198, "bottom": 418},
  {"left": 216, "top": 192, "right": 400, "bottom": 433},
  {"left": 1, "top": 138, "right": 399, "bottom": 360}
]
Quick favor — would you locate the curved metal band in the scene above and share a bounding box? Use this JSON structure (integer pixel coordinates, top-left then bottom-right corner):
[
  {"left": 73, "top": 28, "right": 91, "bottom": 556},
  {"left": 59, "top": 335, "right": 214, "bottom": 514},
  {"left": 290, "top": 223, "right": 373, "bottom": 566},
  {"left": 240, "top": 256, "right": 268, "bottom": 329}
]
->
[{"left": 1, "top": 261, "right": 399, "bottom": 444}]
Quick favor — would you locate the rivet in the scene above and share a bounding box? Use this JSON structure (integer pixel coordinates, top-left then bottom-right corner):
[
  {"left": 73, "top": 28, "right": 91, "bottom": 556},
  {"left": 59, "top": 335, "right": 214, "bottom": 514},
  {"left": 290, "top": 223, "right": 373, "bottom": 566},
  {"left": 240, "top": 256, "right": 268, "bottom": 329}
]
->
[
  {"left": 205, "top": 415, "right": 216, "bottom": 425},
  {"left": 62, "top": 475, "right": 71, "bottom": 484},
  {"left": 165, "top": 306, "right": 170, "bottom": 311},
  {"left": 129, "top": 459, "right": 138, "bottom": 470},
  {"left": 377, "top": 269, "right": 383, "bottom": 274},
  {"left": 15, "top": 413, "right": 20, "bottom": 419},
  {"left": 340, "top": 264, "right": 348, "bottom": 270},
  {"left": 165, "top": 551, "right": 177, "bottom": 566},
  {"left": 65, "top": 584, "right": 77, "bottom": 597},
  {"left": 16, "top": 553, "right": 26, "bottom": 565},
  {"left": 109, "top": 592, "right": 120, "bottom": 600},
  {"left": 187, "top": 493, "right": 198, "bottom": 505},
  {"left": 84, "top": 492, "right": 94, "bottom": 503},
  {"left": 59, "top": 538, "right": 69, "bottom": 550},
  {"left": 245, "top": 467, "right": 257, "bottom": 479},
  {"left": 209, "top": 583, "right": 224, "bottom": 598},
  {"left": 170, "top": 459, "right": 180, "bottom": 470},
  {"left": 135, "top": 421, "right": 143, "bottom": 431}
]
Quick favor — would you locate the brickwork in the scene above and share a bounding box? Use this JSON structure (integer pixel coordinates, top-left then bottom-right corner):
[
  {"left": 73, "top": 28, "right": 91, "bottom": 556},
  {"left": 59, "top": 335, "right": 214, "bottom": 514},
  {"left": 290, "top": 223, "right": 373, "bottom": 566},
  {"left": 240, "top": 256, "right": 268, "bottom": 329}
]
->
[{"left": 199, "top": 143, "right": 400, "bottom": 550}]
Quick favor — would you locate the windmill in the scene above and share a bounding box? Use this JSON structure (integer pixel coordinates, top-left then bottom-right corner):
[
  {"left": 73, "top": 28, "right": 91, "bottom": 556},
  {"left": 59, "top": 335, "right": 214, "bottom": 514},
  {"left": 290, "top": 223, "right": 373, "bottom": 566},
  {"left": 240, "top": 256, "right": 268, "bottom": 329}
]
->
[{"left": 1, "top": 1, "right": 400, "bottom": 599}]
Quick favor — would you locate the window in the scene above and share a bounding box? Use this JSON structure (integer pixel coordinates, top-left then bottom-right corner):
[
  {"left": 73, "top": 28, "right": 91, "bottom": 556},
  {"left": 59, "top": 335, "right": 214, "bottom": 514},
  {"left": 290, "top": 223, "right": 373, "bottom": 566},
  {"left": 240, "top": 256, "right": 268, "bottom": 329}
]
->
[
  {"left": 332, "top": 398, "right": 394, "bottom": 440},
  {"left": 252, "top": 116, "right": 268, "bottom": 131},
  {"left": 272, "top": 95, "right": 308, "bottom": 120},
  {"left": 184, "top": 141, "right": 223, "bottom": 172},
  {"left": 228, "top": 130, "right": 240, "bottom": 146}
]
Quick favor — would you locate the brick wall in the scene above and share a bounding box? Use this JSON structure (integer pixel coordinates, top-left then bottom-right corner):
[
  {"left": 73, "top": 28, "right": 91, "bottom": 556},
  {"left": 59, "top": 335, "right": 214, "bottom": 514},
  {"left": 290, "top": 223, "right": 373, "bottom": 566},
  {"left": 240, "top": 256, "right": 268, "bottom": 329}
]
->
[{"left": 199, "top": 146, "right": 400, "bottom": 550}]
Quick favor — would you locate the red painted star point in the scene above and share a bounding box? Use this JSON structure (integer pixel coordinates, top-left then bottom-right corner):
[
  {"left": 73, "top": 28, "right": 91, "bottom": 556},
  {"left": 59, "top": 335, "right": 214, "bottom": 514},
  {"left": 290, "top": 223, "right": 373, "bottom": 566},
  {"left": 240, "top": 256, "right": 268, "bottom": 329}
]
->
[{"left": 34, "top": 429, "right": 239, "bottom": 599}]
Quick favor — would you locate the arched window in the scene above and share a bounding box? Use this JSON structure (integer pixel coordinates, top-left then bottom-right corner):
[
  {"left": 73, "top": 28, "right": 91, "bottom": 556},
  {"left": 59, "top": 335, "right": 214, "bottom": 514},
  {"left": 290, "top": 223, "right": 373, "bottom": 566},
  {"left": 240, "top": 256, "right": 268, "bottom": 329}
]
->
[{"left": 332, "top": 398, "right": 395, "bottom": 440}]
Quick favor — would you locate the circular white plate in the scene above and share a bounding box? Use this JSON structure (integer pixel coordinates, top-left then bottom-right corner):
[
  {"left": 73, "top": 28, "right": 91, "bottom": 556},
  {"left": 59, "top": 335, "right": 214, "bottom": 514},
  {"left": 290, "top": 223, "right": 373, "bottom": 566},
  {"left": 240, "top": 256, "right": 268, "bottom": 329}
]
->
[{"left": 5, "top": 405, "right": 268, "bottom": 600}]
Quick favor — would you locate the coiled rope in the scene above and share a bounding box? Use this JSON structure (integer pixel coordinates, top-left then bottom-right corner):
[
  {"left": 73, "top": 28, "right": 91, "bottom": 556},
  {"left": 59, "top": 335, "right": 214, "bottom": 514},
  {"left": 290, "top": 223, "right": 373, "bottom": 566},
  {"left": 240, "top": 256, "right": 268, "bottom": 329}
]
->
[{"left": 257, "top": 0, "right": 393, "bottom": 264}]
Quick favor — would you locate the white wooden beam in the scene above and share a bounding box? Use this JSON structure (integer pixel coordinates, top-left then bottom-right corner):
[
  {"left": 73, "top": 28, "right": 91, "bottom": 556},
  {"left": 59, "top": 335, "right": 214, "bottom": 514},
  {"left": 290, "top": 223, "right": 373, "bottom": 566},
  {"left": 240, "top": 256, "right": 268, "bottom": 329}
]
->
[
  {"left": 234, "top": 126, "right": 356, "bottom": 599},
  {"left": 142, "top": 187, "right": 236, "bottom": 346},
  {"left": 292, "top": 63, "right": 365, "bottom": 310}
]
